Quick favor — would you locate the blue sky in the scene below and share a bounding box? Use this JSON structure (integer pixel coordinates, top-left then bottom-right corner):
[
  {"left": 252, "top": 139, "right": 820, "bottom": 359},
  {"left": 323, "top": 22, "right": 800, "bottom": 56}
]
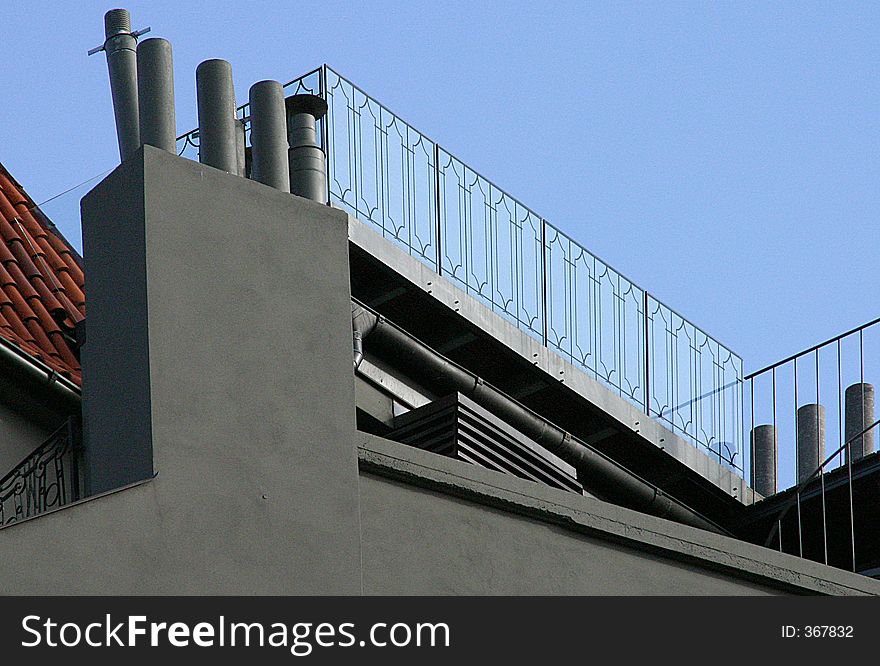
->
[{"left": 0, "top": 0, "right": 878, "bottom": 376}]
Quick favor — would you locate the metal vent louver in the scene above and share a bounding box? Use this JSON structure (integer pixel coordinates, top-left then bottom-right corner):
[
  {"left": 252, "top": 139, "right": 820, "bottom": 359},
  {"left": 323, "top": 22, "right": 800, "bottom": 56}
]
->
[{"left": 388, "top": 393, "right": 583, "bottom": 495}]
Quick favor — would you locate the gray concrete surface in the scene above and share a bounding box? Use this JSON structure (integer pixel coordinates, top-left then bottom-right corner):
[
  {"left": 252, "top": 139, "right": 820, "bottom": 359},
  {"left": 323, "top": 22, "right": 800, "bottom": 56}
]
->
[
  {"left": 2, "top": 429, "right": 876, "bottom": 594},
  {"left": 357, "top": 433, "right": 880, "bottom": 595},
  {"left": 75, "top": 146, "right": 362, "bottom": 593},
  {"left": 0, "top": 401, "right": 58, "bottom": 475}
]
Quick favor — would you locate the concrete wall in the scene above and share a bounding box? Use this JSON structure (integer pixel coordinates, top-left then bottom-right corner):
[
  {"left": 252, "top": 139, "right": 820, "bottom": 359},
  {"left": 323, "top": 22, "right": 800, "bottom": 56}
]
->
[
  {"left": 0, "top": 401, "right": 56, "bottom": 474},
  {"left": 361, "top": 474, "right": 774, "bottom": 595},
  {"left": 73, "top": 146, "right": 361, "bottom": 593},
  {"left": 357, "top": 434, "right": 880, "bottom": 595},
  {"left": 0, "top": 366, "right": 76, "bottom": 475},
  {"left": 1, "top": 431, "right": 877, "bottom": 594}
]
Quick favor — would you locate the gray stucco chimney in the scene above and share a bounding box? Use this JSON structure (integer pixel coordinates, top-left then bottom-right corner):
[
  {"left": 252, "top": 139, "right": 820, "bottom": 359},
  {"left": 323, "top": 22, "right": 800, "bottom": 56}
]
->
[{"left": 79, "top": 146, "right": 361, "bottom": 592}]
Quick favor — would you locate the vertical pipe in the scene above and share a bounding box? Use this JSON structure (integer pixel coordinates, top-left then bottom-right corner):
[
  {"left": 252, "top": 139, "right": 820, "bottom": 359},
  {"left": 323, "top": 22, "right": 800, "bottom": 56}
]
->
[
  {"left": 102, "top": 9, "right": 140, "bottom": 161},
  {"left": 235, "top": 119, "right": 247, "bottom": 177},
  {"left": 797, "top": 403, "right": 825, "bottom": 483},
  {"left": 137, "top": 38, "right": 176, "bottom": 153},
  {"left": 845, "top": 383, "right": 875, "bottom": 463},
  {"left": 196, "top": 59, "right": 238, "bottom": 173},
  {"left": 285, "top": 94, "right": 328, "bottom": 203},
  {"left": 751, "top": 424, "right": 777, "bottom": 497},
  {"left": 249, "top": 80, "right": 290, "bottom": 192}
]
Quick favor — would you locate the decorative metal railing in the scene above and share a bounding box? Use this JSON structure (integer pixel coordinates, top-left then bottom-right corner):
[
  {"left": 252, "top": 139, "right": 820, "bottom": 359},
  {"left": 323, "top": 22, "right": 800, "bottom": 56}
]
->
[
  {"left": 177, "top": 65, "right": 745, "bottom": 477},
  {"left": 0, "top": 418, "right": 82, "bottom": 526}
]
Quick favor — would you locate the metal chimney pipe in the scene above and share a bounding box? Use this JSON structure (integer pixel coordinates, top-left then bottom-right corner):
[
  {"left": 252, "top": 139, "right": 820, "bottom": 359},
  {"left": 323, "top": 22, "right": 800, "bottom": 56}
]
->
[
  {"left": 249, "top": 81, "right": 290, "bottom": 191},
  {"left": 235, "top": 119, "right": 247, "bottom": 177},
  {"left": 196, "top": 59, "right": 238, "bottom": 173},
  {"left": 751, "top": 424, "right": 777, "bottom": 497},
  {"left": 285, "top": 94, "right": 328, "bottom": 203},
  {"left": 797, "top": 403, "right": 825, "bottom": 483},
  {"left": 845, "top": 383, "right": 875, "bottom": 463},
  {"left": 137, "top": 38, "right": 176, "bottom": 153},
  {"left": 98, "top": 9, "right": 142, "bottom": 161}
]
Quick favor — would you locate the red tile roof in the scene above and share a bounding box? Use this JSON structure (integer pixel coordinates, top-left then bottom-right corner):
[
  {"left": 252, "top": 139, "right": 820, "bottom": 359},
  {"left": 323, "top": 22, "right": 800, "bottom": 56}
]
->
[{"left": 0, "top": 162, "right": 84, "bottom": 386}]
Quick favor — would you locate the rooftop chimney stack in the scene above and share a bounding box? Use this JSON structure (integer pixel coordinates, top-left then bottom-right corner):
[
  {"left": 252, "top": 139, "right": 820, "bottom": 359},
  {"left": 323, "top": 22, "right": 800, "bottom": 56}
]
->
[
  {"left": 751, "top": 424, "right": 777, "bottom": 497},
  {"left": 845, "top": 383, "right": 875, "bottom": 463},
  {"left": 249, "top": 80, "right": 290, "bottom": 192},
  {"left": 285, "top": 94, "right": 328, "bottom": 203},
  {"left": 137, "top": 38, "right": 177, "bottom": 153},
  {"left": 196, "top": 59, "right": 239, "bottom": 174},
  {"left": 91, "top": 9, "right": 149, "bottom": 162},
  {"left": 235, "top": 119, "right": 247, "bottom": 177},
  {"left": 797, "top": 403, "right": 825, "bottom": 483}
]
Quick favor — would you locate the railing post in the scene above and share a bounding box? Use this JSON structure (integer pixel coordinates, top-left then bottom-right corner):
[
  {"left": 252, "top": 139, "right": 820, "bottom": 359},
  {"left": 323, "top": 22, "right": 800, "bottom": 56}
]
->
[
  {"left": 434, "top": 143, "right": 442, "bottom": 274},
  {"left": 643, "top": 290, "right": 651, "bottom": 413},
  {"left": 541, "top": 219, "right": 548, "bottom": 346},
  {"left": 68, "top": 414, "right": 83, "bottom": 503},
  {"left": 320, "top": 64, "right": 330, "bottom": 205}
]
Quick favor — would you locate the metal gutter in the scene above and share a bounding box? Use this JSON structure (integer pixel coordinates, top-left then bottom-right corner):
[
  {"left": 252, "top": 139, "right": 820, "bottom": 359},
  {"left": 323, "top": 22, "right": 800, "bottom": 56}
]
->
[{"left": 0, "top": 335, "right": 80, "bottom": 411}]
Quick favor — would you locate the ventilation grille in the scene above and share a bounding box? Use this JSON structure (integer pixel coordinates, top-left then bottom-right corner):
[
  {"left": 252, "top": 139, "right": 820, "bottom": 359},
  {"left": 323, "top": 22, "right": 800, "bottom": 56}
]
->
[{"left": 388, "top": 393, "right": 583, "bottom": 495}]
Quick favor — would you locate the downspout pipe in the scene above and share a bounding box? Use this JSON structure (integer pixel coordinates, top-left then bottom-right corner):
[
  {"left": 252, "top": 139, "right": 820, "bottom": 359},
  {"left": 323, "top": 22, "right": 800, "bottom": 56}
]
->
[{"left": 351, "top": 301, "right": 726, "bottom": 534}]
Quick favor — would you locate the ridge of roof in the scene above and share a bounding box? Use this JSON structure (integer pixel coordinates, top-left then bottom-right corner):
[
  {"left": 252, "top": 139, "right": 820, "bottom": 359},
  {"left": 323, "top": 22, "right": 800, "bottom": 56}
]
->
[{"left": 0, "top": 161, "right": 84, "bottom": 386}]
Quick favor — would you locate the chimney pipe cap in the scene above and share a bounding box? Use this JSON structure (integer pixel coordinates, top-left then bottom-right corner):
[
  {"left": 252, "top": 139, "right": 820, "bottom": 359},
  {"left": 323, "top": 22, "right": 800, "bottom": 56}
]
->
[
  {"left": 104, "top": 8, "right": 132, "bottom": 38},
  {"left": 285, "top": 94, "right": 327, "bottom": 120}
]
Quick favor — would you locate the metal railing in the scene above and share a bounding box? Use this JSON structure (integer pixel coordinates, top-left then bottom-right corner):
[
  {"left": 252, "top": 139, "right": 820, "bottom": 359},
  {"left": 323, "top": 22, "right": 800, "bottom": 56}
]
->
[
  {"left": 744, "top": 316, "right": 880, "bottom": 493},
  {"left": 177, "top": 65, "right": 745, "bottom": 477},
  {"left": 763, "top": 418, "right": 880, "bottom": 573},
  {"left": 0, "top": 418, "right": 82, "bottom": 526}
]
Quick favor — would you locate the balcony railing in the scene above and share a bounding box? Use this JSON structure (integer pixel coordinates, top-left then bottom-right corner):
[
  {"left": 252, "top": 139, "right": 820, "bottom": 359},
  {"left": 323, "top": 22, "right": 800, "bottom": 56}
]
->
[
  {"left": 761, "top": 417, "right": 880, "bottom": 573},
  {"left": 744, "top": 316, "right": 880, "bottom": 495},
  {"left": 177, "top": 65, "right": 745, "bottom": 478},
  {"left": 0, "top": 418, "right": 82, "bottom": 526}
]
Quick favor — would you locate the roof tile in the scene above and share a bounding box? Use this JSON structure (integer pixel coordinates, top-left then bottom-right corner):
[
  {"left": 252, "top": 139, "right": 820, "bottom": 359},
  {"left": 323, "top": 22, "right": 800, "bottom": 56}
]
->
[{"left": 0, "top": 162, "right": 84, "bottom": 384}]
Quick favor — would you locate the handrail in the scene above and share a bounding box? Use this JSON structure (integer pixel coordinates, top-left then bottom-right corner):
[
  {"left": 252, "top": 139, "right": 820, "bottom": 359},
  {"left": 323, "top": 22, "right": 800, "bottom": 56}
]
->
[
  {"left": 745, "top": 315, "right": 880, "bottom": 379},
  {"left": 321, "top": 65, "right": 745, "bottom": 474},
  {"left": 762, "top": 417, "right": 880, "bottom": 572}
]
